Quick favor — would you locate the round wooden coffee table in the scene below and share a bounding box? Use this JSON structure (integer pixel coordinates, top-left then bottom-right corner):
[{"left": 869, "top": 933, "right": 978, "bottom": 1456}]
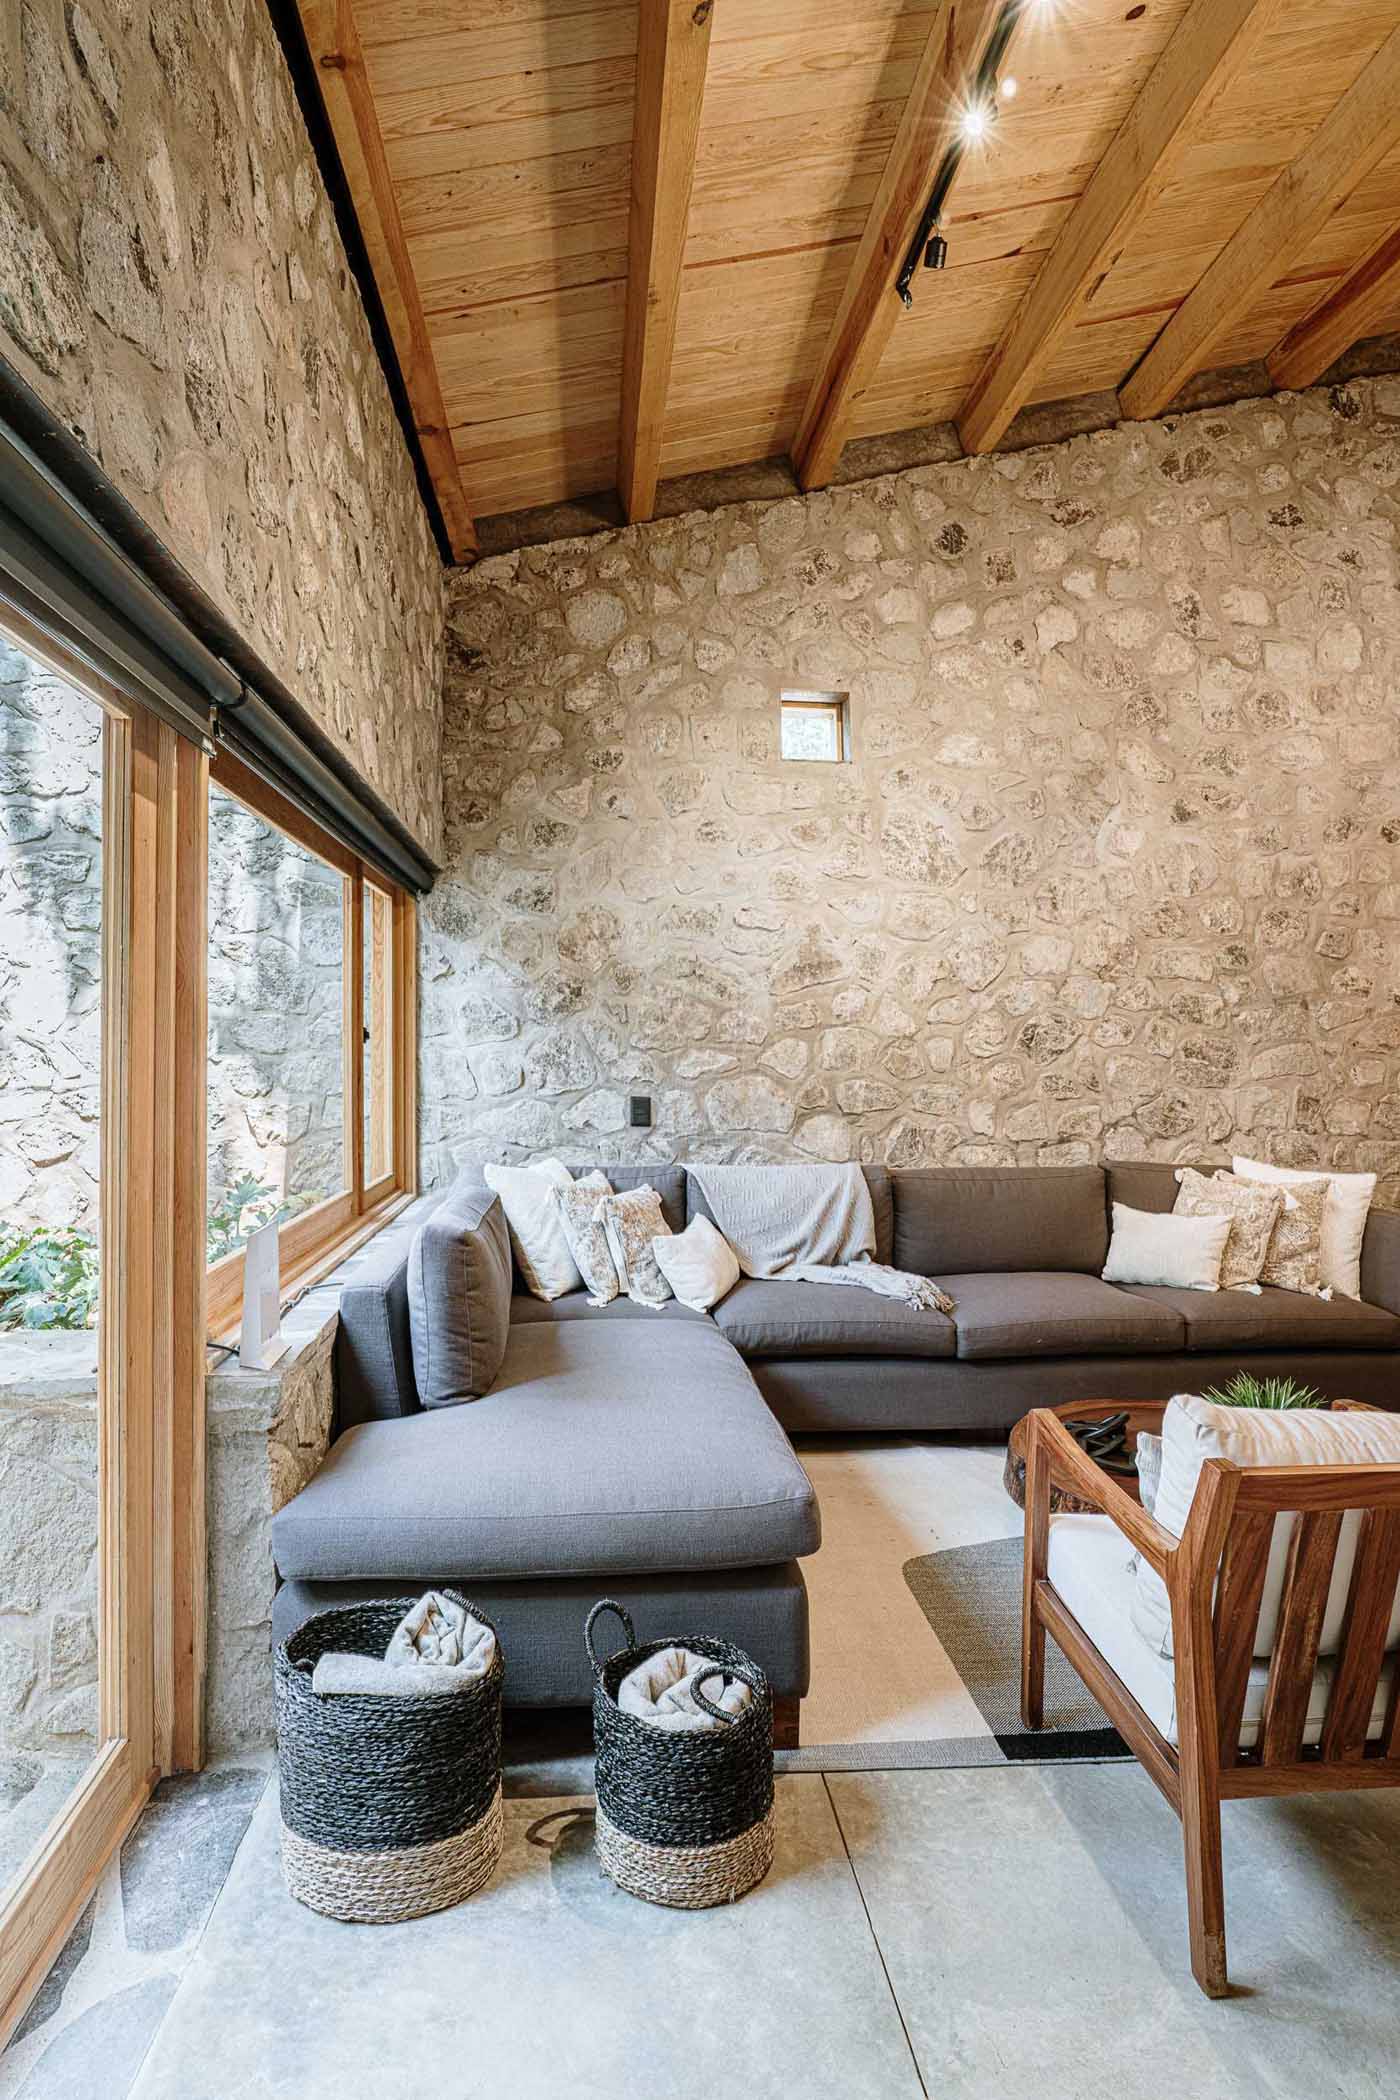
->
[{"left": 1004, "top": 1399, "right": 1163, "bottom": 1514}]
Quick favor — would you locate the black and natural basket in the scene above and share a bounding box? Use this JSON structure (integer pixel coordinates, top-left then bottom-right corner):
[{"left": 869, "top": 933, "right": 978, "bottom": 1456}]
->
[
  {"left": 275, "top": 1592, "right": 504, "bottom": 1923},
  {"left": 587, "top": 1599, "right": 774, "bottom": 1910}
]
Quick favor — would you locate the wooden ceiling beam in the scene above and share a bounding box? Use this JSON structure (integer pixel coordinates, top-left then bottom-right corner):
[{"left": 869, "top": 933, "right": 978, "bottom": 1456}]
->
[
  {"left": 957, "top": 0, "right": 1282, "bottom": 458},
  {"left": 296, "top": 0, "right": 480, "bottom": 563},
  {"left": 791, "top": 0, "right": 1016, "bottom": 494},
  {"left": 618, "top": 0, "right": 715, "bottom": 525},
  {"left": 1267, "top": 223, "right": 1400, "bottom": 392},
  {"left": 1120, "top": 23, "right": 1400, "bottom": 423}
]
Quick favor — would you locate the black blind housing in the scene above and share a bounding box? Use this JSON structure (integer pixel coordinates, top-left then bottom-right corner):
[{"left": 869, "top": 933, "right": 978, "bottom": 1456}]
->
[
  {"left": 0, "top": 406, "right": 436, "bottom": 894},
  {"left": 0, "top": 420, "right": 231, "bottom": 749}
]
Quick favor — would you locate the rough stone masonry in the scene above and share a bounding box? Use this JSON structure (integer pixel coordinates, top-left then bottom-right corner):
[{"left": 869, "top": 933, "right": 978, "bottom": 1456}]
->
[
  {"left": 0, "top": 0, "right": 445, "bottom": 855},
  {"left": 425, "top": 382, "right": 1400, "bottom": 1204}
]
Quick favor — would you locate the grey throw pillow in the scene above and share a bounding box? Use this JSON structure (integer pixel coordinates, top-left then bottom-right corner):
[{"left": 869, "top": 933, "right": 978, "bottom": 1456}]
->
[{"left": 407, "top": 1173, "right": 513, "bottom": 1406}]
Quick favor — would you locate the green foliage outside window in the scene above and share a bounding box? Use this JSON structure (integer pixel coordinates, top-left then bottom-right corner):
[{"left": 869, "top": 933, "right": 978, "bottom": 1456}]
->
[{"left": 1, "top": 1180, "right": 322, "bottom": 1330}]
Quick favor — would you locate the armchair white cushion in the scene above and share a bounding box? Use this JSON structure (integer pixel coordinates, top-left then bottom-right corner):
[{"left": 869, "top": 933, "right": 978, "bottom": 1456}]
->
[
  {"left": 1129, "top": 1395, "right": 1400, "bottom": 1660},
  {"left": 1047, "top": 1514, "right": 1396, "bottom": 1750}
]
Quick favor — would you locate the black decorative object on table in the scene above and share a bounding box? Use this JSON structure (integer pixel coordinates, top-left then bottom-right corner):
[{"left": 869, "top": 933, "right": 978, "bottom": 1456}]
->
[
  {"left": 1062, "top": 1410, "right": 1137, "bottom": 1477},
  {"left": 586, "top": 1598, "right": 775, "bottom": 1909},
  {"left": 275, "top": 1591, "right": 504, "bottom": 1922}
]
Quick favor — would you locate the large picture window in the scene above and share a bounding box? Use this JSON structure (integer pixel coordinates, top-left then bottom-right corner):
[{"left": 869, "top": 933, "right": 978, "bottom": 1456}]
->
[{"left": 205, "top": 754, "right": 415, "bottom": 1334}]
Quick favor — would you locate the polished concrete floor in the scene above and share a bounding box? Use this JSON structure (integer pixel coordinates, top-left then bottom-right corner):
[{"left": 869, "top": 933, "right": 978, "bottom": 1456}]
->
[{"left": 4, "top": 1756, "right": 1400, "bottom": 2100}]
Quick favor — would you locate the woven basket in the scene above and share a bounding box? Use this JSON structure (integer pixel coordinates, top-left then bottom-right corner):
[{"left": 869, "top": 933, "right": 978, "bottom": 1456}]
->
[
  {"left": 587, "top": 1599, "right": 774, "bottom": 1910},
  {"left": 275, "top": 1593, "right": 504, "bottom": 1923}
]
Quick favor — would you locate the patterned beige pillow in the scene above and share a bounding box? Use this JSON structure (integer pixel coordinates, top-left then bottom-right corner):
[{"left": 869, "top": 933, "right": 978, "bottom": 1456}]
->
[
  {"left": 1239, "top": 1173, "right": 1329, "bottom": 1294},
  {"left": 598, "top": 1186, "right": 674, "bottom": 1309},
  {"left": 551, "top": 1172, "right": 619, "bottom": 1304},
  {"left": 1172, "top": 1169, "right": 1283, "bottom": 1290}
]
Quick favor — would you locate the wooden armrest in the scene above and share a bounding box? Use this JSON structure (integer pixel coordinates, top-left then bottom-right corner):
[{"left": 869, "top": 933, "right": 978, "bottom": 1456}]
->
[{"left": 1030, "top": 1409, "right": 1180, "bottom": 1577}]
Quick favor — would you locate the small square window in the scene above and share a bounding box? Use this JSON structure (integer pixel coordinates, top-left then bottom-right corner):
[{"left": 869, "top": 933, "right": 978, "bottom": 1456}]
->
[{"left": 780, "top": 691, "right": 850, "bottom": 762}]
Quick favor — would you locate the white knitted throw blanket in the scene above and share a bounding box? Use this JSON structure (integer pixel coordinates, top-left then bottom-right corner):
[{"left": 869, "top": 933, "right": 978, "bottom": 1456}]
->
[{"left": 688, "top": 1163, "right": 953, "bottom": 1316}]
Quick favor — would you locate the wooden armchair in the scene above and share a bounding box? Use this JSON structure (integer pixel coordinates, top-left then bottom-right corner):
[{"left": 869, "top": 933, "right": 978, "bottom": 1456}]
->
[{"left": 1020, "top": 1400, "right": 1400, "bottom": 1998}]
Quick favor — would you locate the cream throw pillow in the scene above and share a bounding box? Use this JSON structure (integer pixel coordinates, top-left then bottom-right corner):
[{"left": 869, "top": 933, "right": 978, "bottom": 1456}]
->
[
  {"left": 1233, "top": 1156, "right": 1377, "bottom": 1300},
  {"left": 1131, "top": 1395, "right": 1400, "bottom": 1660},
  {"left": 651, "top": 1215, "right": 740, "bottom": 1312},
  {"left": 1102, "top": 1203, "right": 1231, "bottom": 1291},
  {"left": 1172, "top": 1168, "right": 1283, "bottom": 1290},
  {"left": 597, "top": 1186, "right": 673, "bottom": 1308},
  {"left": 482, "top": 1156, "right": 579, "bottom": 1300}
]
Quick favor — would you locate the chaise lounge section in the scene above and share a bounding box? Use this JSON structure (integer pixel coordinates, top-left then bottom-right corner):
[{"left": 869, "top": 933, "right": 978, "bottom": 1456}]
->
[{"left": 271, "top": 1160, "right": 1400, "bottom": 1725}]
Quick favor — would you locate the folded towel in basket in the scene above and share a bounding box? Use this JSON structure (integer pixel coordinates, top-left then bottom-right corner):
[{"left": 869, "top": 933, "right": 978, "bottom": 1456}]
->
[
  {"left": 618, "top": 1646, "right": 754, "bottom": 1733},
  {"left": 311, "top": 1653, "right": 487, "bottom": 1698},
  {"left": 386, "top": 1589, "right": 479, "bottom": 1667},
  {"left": 311, "top": 1592, "right": 497, "bottom": 1697}
]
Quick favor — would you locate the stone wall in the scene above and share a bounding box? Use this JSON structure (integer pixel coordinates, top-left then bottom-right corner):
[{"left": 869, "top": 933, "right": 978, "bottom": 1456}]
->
[
  {"left": 425, "top": 381, "right": 1400, "bottom": 1202},
  {"left": 0, "top": 1335, "right": 100, "bottom": 1779},
  {"left": 2, "top": 656, "right": 346, "bottom": 1250},
  {"left": 0, "top": 0, "right": 445, "bottom": 854},
  {"left": 207, "top": 785, "right": 346, "bottom": 1235},
  {"left": 0, "top": 640, "right": 103, "bottom": 1231},
  {"left": 206, "top": 1293, "right": 336, "bottom": 1753}
]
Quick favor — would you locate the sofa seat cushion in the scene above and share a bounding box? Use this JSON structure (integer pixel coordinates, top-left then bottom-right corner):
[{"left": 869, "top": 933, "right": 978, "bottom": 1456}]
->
[
  {"left": 272, "top": 1321, "right": 820, "bottom": 1584},
  {"left": 939, "top": 1271, "right": 1185, "bottom": 1361},
  {"left": 1047, "top": 1513, "right": 1395, "bottom": 1749},
  {"left": 508, "top": 1291, "right": 709, "bottom": 1325},
  {"left": 711, "top": 1278, "right": 955, "bottom": 1359},
  {"left": 1113, "top": 1284, "right": 1400, "bottom": 1354}
]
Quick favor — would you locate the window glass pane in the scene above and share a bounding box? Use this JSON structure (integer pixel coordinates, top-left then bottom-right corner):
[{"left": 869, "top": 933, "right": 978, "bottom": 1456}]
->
[
  {"left": 363, "top": 880, "right": 394, "bottom": 1185},
  {"left": 0, "top": 631, "right": 108, "bottom": 1893},
  {"left": 207, "top": 785, "right": 345, "bottom": 1262},
  {"left": 781, "top": 696, "right": 843, "bottom": 762}
]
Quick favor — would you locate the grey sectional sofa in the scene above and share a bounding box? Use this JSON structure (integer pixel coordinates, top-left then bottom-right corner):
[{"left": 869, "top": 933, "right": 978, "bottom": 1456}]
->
[{"left": 271, "top": 1161, "right": 1400, "bottom": 1733}]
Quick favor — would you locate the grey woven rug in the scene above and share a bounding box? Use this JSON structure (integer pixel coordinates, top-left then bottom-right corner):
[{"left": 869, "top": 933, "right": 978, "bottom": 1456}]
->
[
  {"left": 778, "top": 1533, "right": 1130, "bottom": 1775},
  {"left": 901, "top": 1535, "right": 1128, "bottom": 1763}
]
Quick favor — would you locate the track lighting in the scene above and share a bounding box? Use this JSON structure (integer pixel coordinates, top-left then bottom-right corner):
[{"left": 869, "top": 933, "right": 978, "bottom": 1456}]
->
[{"left": 894, "top": 0, "right": 1033, "bottom": 310}]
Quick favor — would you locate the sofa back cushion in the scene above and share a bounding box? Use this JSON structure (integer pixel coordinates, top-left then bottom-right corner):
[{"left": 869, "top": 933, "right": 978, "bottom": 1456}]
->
[
  {"left": 684, "top": 1164, "right": 893, "bottom": 1265},
  {"left": 567, "top": 1163, "right": 687, "bottom": 1234},
  {"left": 892, "top": 1165, "right": 1108, "bottom": 1277},
  {"left": 1131, "top": 1394, "right": 1400, "bottom": 1661},
  {"left": 1105, "top": 1161, "right": 1214, "bottom": 1216},
  {"left": 407, "top": 1173, "right": 514, "bottom": 1406}
]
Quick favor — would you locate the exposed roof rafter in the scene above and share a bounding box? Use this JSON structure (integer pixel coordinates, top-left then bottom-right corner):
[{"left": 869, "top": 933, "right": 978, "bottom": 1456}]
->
[
  {"left": 1268, "top": 223, "right": 1400, "bottom": 393},
  {"left": 1120, "top": 22, "right": 1400, "bottom": 423},
  {"left": 618, "top": 0, "right": 715, "bottom": 526},
  {"left": 957, "top": 0, "right": 1282, "bottom": 457}
]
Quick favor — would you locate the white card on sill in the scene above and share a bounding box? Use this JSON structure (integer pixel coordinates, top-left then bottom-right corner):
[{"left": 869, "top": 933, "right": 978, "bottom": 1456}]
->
[{"left": 239, "top": 1218, "right": 290, "bottom": 1372}]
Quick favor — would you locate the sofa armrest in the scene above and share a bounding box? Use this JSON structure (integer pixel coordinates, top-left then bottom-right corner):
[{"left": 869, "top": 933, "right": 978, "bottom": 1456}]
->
[{"left": 1359, "top": 1205, "right": 1400, "bottom": 1318}]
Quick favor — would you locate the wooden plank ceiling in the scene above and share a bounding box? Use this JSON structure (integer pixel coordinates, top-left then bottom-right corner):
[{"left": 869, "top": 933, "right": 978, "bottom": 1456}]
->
[{"left": 300, "top": 0, "right": 1400, "bottom": 560}]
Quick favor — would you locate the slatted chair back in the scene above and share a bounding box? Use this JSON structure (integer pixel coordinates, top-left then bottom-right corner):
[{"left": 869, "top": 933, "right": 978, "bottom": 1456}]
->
[{"left": 1198, "top": 1460, "right": 1400, "bottom": 1774}]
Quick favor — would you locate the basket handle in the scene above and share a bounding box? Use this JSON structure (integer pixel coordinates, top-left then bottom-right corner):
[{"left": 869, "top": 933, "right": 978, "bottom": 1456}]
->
[
  {"left": 585, "top": 1598, "right": 636, "bottom": 1672},
  {"left": 688, "top": 1665, "right": 751, "bottom": 1724}
]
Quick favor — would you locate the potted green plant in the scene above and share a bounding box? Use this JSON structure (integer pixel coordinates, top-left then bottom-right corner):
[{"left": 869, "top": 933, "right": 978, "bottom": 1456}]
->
[{"left": 1197, "top": 1372, "right": 1325, "bottom": 1411}]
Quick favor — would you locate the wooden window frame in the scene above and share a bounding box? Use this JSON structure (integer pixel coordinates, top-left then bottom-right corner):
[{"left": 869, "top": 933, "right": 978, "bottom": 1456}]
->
[
  {"left": 0, "top": 614, "right": 205, "bottom": 2045},
  {"left": 779, "top": 690, "right": 852, "bottom": 763},
  {"left": 205, "top": 752, "right": 417, "bottom": 1339}
]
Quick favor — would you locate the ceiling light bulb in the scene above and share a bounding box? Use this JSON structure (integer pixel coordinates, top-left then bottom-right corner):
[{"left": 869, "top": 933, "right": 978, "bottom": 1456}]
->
[
  {"left": 999, "top": 75, "right": 1019, "bottom": 99},
  {"left": 961, "top": 101, "right": 991, "bottom": 142}
]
